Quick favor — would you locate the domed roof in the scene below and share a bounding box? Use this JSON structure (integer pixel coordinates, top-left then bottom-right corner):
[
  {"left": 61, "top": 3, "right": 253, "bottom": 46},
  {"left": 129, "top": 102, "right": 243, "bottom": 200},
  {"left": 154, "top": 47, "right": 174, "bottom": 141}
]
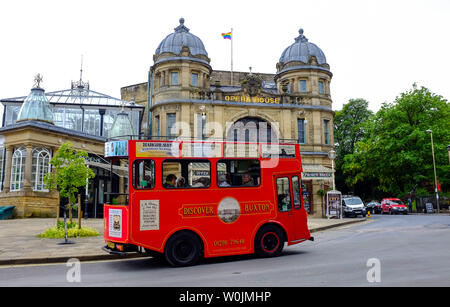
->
[
  {"left": 17, "top": 74, "right": 53, "bottom": 124},
  {"left": 279, "top": 29, "right": 327, "bottom": 65},
  {"left": 109, "top": 111, "right": 135, "bottom": 140},
  {"left": 155, "top": 18, "right": 208, "bottom": 57}
]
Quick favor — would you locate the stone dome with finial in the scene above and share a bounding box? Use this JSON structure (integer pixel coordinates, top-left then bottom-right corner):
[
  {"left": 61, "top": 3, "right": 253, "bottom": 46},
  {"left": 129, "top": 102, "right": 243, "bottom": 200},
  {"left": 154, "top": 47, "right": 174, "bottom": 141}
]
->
[
  {"left": 17, "top": 74, "right": 54, "bottom": 124},
  {"left": 278, "top": 28, "right": 327, "bottom": 66},
  {"left": 155, "top": 18, "right": 208, "bottom": 57}
]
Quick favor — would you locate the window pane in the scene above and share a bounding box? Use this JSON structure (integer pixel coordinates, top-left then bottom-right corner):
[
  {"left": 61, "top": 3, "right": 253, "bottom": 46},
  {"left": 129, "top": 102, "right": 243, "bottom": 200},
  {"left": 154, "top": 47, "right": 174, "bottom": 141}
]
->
[
  {"left": 192, "top": 73, "right": 198, "bottom": 87},
  {"left": 64, "top": 109, "right": 83, "bottom": 131},
  {"left": 32, "top": 147, "right": 51, "bottom": 191},
  {"left": 83, "top": 109, "right": 101, "bottom": 136},
  {"left": 155, "top": 115, "right": 160, "bottom": 137},
  {"left": 298, "top": 119, "right": 305, "bottom": 144},
  {"left": 324, "top": 119, "right": 330, "bottom": 145},
  {"left": 318, "top": 81, "right": 324, "bottom": 94},
  {"left": 292, "top": 176, "right": 301, "bottom": 209},
  {"left": 166, "top": 113, "right": 176, "bottom": 139},
  {"left": 11, "top": 147, "right": 26, "bottom": 191},
  {"left": 162, "top": 160, "right": 210, "bottom": 189},
  {"left": 277, "top": 177, "right": 291, "bottom": 212},
  {"left": 5, "top": 105, "right": 21, "bottom": 126},
  {"left": 132, "top": 160, "right": 155, "bottom": 189},
  {"left": 300, "top": 80, "right": 307, "bottom": 92},
  {"left": 217, "top": 159, "right": 260, "bottom": 188},
  {"left": 171, "top": 72, "right": 178, "bottom": 85}
]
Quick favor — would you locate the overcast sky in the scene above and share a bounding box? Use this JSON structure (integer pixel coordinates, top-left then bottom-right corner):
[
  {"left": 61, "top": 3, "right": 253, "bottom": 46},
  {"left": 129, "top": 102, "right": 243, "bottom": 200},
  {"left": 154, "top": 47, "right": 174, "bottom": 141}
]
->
[{"left": 0, "top": 0, "right": 449, "bottom": 113}]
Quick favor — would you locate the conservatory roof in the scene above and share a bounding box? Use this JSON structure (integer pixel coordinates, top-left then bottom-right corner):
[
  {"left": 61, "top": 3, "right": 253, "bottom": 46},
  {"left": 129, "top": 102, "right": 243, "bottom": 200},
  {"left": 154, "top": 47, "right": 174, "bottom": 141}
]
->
[{"left": 1, "top": 87, "right": 143, "bottom": 108}]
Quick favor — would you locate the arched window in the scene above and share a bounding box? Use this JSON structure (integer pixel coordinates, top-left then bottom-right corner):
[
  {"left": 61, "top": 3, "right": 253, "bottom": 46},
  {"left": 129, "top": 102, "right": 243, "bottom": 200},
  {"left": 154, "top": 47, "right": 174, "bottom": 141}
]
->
[
  {"left": 10, "top": 147, "right": 26, "bottom": 191},
  {"left": 32, "top": 147, "right": 52, "bottom": 191}
]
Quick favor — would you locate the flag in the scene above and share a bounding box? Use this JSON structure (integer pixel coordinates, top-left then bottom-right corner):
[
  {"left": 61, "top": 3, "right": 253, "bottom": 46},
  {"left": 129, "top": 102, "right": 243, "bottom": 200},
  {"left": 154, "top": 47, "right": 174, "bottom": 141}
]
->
[{"left": 221, "top": 32, "right": 232, "bottom": 40}]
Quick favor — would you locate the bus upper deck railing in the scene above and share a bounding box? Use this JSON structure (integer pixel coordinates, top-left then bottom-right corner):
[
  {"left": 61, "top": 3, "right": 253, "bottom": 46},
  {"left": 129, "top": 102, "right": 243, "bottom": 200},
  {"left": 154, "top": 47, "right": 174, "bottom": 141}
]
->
[
  {"left": 105, "top": 136, "right": 301, "bottom": 160},
  {"left": 106, "top": 135, "right": 301, "bottom": 144}
]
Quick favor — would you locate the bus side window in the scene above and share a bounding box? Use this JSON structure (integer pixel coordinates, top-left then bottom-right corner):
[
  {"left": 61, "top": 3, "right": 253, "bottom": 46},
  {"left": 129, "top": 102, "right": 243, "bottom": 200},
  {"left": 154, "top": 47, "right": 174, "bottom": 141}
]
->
[
  {"left": 276, "top": 177, "right": 291, "bottom": 212},
  {"left": 162, "top": 159, "right": 211, "bottom": 189},
  {"left": 217, "top": 159, "right": 261, "bottom": 188},
  {"left": 132, "top": 160, "right": 155, "bottom": 190},
  {"left": 292, "top": 176, "right": 301, "bottom": 209}
]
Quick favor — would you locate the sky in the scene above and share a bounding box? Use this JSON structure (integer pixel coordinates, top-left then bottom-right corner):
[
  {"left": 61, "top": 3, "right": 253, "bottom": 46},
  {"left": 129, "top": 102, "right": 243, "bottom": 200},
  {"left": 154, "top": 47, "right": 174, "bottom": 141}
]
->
[{"left": 0, "top": 0, "right": 449, "bottom": 113}]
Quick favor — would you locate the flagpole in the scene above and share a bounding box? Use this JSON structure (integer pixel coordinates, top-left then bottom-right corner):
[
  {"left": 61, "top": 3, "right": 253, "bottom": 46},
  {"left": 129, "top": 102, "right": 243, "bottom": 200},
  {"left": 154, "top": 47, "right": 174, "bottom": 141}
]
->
[{"left": 230, "top": 28, "right": 233, "bottom": 86}]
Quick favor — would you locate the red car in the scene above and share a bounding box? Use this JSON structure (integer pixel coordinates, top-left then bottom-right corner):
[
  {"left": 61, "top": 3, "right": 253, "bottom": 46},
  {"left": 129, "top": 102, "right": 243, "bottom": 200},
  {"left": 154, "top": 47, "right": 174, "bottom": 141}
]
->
[{"left": 381, "top": 198, "right": 408, "bottom": 215}]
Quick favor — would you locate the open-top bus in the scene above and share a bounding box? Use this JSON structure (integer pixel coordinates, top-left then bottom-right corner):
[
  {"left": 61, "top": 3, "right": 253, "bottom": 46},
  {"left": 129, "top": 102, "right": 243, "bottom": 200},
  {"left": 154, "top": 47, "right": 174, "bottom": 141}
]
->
[{"left": 103, "top": 139, "right": 313, "bottom": 266}]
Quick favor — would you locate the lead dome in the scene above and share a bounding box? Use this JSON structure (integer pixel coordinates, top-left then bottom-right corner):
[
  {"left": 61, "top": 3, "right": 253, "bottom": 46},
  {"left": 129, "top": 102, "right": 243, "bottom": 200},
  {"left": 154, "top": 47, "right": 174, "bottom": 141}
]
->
[
  {"left": 279, "top": 28, "right": 327, "bottom": 65},
  {"left": 155, "top": 18, "right": 208, "bottom": 57}
]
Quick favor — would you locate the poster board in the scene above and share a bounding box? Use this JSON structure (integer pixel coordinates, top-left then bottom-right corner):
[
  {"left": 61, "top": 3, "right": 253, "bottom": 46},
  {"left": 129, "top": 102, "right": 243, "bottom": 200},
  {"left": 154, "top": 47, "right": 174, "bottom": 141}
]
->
[{"left": 326, "top": 191, "right": 342, "bottom": 219}]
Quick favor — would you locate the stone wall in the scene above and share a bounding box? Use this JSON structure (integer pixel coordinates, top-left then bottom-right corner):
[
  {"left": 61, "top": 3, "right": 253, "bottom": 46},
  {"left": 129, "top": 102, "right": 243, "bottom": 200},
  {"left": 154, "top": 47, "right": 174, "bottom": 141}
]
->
[{"left": 0, "top": 191, "right": 59, "bottom": 218}]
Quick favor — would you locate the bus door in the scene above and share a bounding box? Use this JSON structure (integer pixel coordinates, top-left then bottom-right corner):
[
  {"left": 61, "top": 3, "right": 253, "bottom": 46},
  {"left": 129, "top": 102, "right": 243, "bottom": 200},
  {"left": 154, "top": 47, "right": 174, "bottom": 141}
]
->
[{"left": 275, "top": 174, "right": 309, "bottom": 242}]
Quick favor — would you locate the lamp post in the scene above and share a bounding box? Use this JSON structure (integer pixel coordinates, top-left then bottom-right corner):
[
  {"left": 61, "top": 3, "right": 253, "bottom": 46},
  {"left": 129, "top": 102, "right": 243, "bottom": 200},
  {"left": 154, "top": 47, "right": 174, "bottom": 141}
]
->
[
  {"left": 426, "top": 129, "right": 440, "bottom": 213},
  {"left": 328, "top": 149, "right": 336, "bottom": 191}
]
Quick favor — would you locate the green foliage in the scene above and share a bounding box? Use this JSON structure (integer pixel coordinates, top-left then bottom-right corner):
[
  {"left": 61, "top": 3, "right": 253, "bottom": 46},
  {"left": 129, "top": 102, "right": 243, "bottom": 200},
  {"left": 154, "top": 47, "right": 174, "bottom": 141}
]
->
[
  {"left": 39, "top": 222, "right": 99, "bottom": 239},
  {"left": 334, "top": 98, "right": 374, "bottom": 193},
  {"left": 44, "top": 142, "right": 95, "bottom": 205},
  {"left": 334, "top": 98, "right": 374, "bottom": 162},
  {"left": 317, "top": 188, "right": 326, "bottom": 197},
  {"left": 341, "top": 84, "right": 450, "bottom": 198}
]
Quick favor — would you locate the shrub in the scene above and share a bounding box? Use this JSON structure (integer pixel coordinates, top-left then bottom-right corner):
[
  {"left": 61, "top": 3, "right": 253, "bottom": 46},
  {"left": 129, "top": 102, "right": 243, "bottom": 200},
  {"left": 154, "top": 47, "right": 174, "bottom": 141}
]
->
[{"left": 39, "top": 222, "right": 99, "bottom": 239}]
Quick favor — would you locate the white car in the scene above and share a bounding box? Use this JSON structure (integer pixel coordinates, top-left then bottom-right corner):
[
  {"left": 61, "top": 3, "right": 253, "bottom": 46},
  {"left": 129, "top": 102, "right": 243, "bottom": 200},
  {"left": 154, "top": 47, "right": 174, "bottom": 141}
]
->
[{"left": 342, "top": 196, "right": 366, "bottom": 218}]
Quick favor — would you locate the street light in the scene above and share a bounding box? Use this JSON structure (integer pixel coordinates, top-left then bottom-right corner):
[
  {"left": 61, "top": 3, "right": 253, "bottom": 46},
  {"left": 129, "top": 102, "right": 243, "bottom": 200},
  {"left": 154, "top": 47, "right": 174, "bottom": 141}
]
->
[
  {"left": 328, "top": 149, "right": 336, "bottom": 191},
  {"left": 426, "top": 129, "right": 440, "bottom": 213}
]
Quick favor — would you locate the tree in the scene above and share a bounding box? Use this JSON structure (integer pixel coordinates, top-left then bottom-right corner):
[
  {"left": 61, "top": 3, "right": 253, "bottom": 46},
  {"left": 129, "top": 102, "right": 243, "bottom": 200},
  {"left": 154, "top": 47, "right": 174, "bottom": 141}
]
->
[
  {"left": 343, "top": 84, "right": 450, "bottom": 198},
  {"left": 44, "top": 142, "right": 95, "bottom": 228},
  {"left": 334, "top": 98, "right": 374, "bottom": 194}
]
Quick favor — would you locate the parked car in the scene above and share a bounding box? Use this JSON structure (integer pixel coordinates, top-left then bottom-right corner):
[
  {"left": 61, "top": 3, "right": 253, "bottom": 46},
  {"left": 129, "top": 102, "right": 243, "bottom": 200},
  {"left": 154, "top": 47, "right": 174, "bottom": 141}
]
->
[
  {"left": 381, "top": 198, "right": 408, "bottom": 215},
  {"left": 342, "top": 196, "right": 366, "bottom": 218},
  {"left": 365, "top": 201, "right": 382, "bottom": 214}
]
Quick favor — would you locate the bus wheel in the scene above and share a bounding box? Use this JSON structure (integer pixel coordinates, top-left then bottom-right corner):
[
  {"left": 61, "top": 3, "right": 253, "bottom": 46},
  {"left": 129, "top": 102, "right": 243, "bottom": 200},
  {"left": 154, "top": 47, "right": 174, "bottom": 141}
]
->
[
  {"left": 164, "top": 231, "right": 202, "bottom": 267},
  {"left": 255, "top": 225, "right": 284, "bottom": 258}
]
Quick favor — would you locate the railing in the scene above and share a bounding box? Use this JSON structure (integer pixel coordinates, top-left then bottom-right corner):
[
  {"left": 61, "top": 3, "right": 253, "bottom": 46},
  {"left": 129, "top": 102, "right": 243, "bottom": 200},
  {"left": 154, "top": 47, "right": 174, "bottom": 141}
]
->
[
  {"left": 104, "top": 192, "right": 129, "bottom": 206},
  {"left": 107, "top": 135, "right": 301, "bottom": 144}
]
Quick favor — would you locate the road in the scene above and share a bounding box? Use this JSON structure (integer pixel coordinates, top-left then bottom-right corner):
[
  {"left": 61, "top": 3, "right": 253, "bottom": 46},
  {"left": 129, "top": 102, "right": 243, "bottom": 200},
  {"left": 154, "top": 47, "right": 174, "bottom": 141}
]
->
[{"left": 1, "top": 214, "right": 449, "bottom": 287}]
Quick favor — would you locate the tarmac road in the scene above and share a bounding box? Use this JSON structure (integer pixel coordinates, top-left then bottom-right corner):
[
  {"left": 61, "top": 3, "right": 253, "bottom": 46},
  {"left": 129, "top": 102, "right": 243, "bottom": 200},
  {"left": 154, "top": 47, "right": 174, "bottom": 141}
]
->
[{"left": 0, "top": 214, "right": 449, "bottom": 287}]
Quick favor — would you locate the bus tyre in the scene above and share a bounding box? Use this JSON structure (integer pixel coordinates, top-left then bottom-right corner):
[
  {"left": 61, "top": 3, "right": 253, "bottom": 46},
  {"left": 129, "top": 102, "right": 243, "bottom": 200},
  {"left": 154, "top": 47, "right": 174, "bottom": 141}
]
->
[
  {"left": 255, "top": 225, "right": 284, "bottom": 258},
  {"left": 164, "top": 231, "right": 202, "bottom": 267}
]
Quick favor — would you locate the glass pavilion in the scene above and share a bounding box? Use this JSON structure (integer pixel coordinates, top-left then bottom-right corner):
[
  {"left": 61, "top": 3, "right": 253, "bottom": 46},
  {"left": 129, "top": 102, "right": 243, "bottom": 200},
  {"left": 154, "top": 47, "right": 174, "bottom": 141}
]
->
[{"left": 0, "top": 79, "right": 143, "bottom": 218}]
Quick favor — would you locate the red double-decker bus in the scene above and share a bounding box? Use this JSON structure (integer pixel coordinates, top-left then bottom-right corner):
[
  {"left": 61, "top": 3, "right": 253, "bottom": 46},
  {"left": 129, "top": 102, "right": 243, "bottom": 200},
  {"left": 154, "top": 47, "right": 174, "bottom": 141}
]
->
[{"left": 103, "top": 139, "right": 313, "bottom": 266}]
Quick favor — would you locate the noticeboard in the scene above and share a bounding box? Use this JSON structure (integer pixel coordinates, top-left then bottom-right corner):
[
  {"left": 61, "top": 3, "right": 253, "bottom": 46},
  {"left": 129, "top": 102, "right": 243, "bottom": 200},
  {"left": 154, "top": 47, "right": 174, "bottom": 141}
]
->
[
  {"left": 326, "top": 191, "right": 342, "bottom": 219},
  {"left": 136, "top": 141, "right": 180, "bottom": 158},
  {"left": 105, "top": 140, "right": 128, "bottom": 158},
  {"left": 425, "top": 202, "right": 434, "bottom": 213}
]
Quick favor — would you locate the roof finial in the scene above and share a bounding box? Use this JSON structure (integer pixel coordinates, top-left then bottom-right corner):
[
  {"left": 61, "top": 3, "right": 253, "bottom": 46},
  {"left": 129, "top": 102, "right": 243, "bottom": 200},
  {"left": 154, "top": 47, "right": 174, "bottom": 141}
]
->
[
  {"left": 174, "top": 17, "right": 189, "bottom": 33},
  {"left": 33, "top": 73, "right": 43, "bottom": 88},
  {"left": 80, "top": 54, "right": 84, "bottom": 82},
  {"left": 295, "top": 28, "right": 308, "bottom": 43}
]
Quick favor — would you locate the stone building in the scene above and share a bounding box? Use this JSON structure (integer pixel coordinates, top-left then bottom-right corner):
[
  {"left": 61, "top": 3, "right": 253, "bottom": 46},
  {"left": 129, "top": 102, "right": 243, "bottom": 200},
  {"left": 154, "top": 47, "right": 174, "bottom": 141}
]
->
[
  {"left": 0, "top": 76, "right": 143, "bottom": 218},
  {"left": 121, "top": 18, "right": 335, "bottom": 217}
]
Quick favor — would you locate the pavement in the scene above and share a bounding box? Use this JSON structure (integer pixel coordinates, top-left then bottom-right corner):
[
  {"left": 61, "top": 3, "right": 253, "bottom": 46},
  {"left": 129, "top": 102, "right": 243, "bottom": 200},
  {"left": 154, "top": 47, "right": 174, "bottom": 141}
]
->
[{"left": 0, "top": 216, "right": 367, "bottom": 266}]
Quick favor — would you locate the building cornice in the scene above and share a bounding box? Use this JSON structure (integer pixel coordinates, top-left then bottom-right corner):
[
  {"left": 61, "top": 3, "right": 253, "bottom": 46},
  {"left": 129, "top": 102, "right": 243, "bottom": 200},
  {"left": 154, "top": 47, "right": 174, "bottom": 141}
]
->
[
  {"left": 275, "top": 65, "right": 333, "bottom": 80},
  {"left": 0, "top": 120, "right": 106, "bottom": 142},
  {"left": 151, "top": 98, "right": 334, "bottom": 113}
]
